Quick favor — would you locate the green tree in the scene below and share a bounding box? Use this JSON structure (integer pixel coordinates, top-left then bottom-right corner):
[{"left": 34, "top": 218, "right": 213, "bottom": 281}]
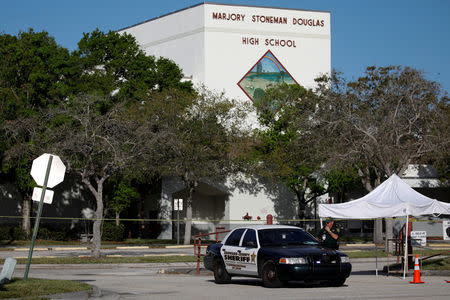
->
[
  {"left": 75, "top": 29, "right": 191, "bottom": 102},
  {"left": 43, "top": 94, "right": 147, "bottom": 257},
  {"left": 0, "top": 29, "right": 74, "bottom": 235},
  {"left": 254, "top": 83, "right": 325, "bottom": 224},
  {"left": 325, "top": 167, "right": 361, "bottom": 204},
  {"left": 430, "top": 99, "right": 450, "bottom": 183},
  {"left": 108, "top": 180, "right": 140, "bottom": 226},
  {"left": 152, "top": 87, "right": 250, "bottom": 244},
  {"left": 315, "top": 66, "right": 449, "bottom": 243},
  {"left": 0, "top": 30, "right": 74, "bottom": 118}
]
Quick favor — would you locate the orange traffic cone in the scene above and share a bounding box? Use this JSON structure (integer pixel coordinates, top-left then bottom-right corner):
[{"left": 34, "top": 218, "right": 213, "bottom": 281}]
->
[{"left": 409, "top": 255, "right": 424, "bottom": 284}]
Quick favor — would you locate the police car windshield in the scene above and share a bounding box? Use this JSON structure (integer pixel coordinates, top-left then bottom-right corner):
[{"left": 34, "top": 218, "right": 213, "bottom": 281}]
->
[{"left": 258, "top": 228, "right": 318, "bottom": 247}]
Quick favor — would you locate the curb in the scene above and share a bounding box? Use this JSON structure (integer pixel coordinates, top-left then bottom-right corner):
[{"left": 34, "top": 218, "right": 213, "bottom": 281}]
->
[
  {"left": 45, "top": 285, "right": 121, "bottom": 300},
  {"left": 46, "top": 287, "right": 96, "bottom": 300},
  {"left": 155, "top": 265, "right": 450, "bottom": 277},
  {"left": 381, "top": 264, "right": 450, "bottom": 277},
  {"left": 157, "top": 267, "right": 213, "bottom": 276},
  {"left": 165, "top": 245, "right": 194, "bottom": 249}
]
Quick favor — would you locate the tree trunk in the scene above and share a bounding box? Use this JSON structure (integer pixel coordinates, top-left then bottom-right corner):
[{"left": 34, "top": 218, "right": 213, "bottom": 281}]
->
[
  {"left": 22, "top": 195, "right": 31, "bottom": 238},
  {"left": 91, "top": 189, "right": 104, "bottom": 258},
  {"left": 82, "top": 176, "right": 106, "bottom": 258},
  {"left": 183, "top": 182, "right": 196, "bottom": 245},
  {"left": 314, "top": 197, "right": 318, "bottom": 232},
  {"left": 115, "top": 212, "right": 120, "bottom": 226},
  {"left": 374, "top": 218, "right": 383, "bottom": 245},
  {"left": 357, "top": 167, "right": 373, "bottom": 192},
  {"left": 359, "top": 171, "right": 382, "bottom": 245},
  {"left": 91, "top": 188, "right": 103, "bottom": 258},
  {"left": 297, "top": 193, "right": 306, "bottom": 228},
  {"left": 385, "top": 218, "right": 394, "bottom": 252},
  {"left": 295, "top": 179, "right": 308, "bottom": 228}
]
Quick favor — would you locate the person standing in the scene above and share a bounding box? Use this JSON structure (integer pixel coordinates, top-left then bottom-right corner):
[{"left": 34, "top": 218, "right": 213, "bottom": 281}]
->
[{"left": 318, "top": 219, "right": 340, "bottom": 250}]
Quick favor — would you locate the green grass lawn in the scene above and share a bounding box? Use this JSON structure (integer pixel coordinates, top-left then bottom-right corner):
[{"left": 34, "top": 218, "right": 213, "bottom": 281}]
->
[
  {"left": 344, "top": 249, "right": 448, "bottom": 258},
  {"left": 422, "top": 257, "right": 450, "bottom": 270},
  {"left": 0, "top": 255, "right": 198, "bottom": 265},
  {"left": 383, "top": 257, "right": 450, "bottom": 271},
  {"left": 0, "top": 278, "right": 91, "bottom": 299}
]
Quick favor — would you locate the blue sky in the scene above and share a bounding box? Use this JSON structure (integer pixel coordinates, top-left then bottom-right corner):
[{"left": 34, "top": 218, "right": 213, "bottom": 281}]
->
[{"left": 1, "top": 0, "right": 449, "bottom": 93}]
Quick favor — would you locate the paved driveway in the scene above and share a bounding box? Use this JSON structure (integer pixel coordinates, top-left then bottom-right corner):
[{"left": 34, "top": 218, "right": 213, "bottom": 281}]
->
[{"left": 10, "top": 260, "right": 450, "bottom": 300}]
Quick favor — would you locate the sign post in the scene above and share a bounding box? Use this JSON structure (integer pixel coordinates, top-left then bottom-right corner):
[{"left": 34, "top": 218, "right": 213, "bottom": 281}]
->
[
  {"left": 24, "top": 154, "right": 65, "bottom": 280},
  {"left": 174, "top": 199, "right": 183, "bottom": 245},
  {"left": 411, "top": 231, "right": 427, "bottom": 247},
  {"left": 443, "top": 221, "right": 450, "bottom": 240}
]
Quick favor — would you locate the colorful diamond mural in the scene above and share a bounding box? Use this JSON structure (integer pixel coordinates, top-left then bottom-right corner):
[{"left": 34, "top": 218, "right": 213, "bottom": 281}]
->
[{"left": 237, "top": 50, "right": 298, "bottom": 111}]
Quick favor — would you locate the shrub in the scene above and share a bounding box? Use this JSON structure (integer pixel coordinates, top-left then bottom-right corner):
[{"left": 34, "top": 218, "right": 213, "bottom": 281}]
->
[
  {"left": 65, "top": 228, "right": 79, "bottom": 241},
  {"left": 11, "top": 227, "right": 27, "bottom": 240},
  {"left": 0, "top": 226, "right": 12, "bottom": 240},
  {"left": 38, "top": 227, "right": 52, "bottom": 240},
  {"left": 102, "top": 222, "right": 125, "bottom": 241},
  {"left": 51, "top": 230, "right": 67, "bottom": 241}
]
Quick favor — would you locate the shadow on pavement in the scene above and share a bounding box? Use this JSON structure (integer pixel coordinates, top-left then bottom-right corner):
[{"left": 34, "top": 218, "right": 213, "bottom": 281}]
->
[{"left": 205, "top": 279, "right": 350, "bottom": 289}]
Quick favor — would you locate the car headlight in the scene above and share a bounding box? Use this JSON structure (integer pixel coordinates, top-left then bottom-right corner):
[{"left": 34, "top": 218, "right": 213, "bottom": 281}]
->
[
  {"left": 340, "top": 256, "right": 350, "bottom": 263},
  {"left": 279, "top": 257, "right": 308, "bottom": 264}
]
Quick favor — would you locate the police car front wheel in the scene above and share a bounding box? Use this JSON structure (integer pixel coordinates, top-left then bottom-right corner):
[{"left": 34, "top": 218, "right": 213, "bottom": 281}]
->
[
  {"left": 328, "top": 276, "right": 346, "bottom": 287},
  {"left": 261, "top": 260, "right": 283, "bottom": 288},
  {"left": 213, "top": 259, "right": 231, "bottom": 284}
]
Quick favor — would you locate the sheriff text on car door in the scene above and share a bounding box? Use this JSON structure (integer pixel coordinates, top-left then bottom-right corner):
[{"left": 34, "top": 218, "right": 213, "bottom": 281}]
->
[{"left": 221, "top": 228, "right": 259, "bottom": 276}]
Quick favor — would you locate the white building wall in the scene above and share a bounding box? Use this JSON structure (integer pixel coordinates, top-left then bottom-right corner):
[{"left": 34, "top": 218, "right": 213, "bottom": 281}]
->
[
  {"left": 119, "top": 4, "right": 206, "bottom": 83},
  {"left": 224, "top": 175, "right": 298, "bottom": 224},
  {"left": 203, "top": 4, "right": 330, "bottom": 100},
  {"left": 120, "top": 3, "right": 332, "bottom": 239},
  {"left": 121, "top": 3, "right": 331, "bottom": 101},
  {"left": 401, "top": 164, "right": 442, "bottom": 188}
]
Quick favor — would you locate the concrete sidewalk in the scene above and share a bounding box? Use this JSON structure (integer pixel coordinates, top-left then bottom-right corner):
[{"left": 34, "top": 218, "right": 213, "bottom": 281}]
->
[{"left": 0, "top": 244, "right": 195, "bottom": 251}]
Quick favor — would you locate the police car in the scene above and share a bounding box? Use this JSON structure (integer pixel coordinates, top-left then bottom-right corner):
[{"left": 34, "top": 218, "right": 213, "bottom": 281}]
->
[{"left": 204, "top": 225, "right": 351, "bottom": 288}]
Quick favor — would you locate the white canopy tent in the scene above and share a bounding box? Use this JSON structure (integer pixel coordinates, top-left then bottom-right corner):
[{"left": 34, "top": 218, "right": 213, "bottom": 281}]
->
[{"left": 318, "top": 174, "right": 450, "bottom": 278}]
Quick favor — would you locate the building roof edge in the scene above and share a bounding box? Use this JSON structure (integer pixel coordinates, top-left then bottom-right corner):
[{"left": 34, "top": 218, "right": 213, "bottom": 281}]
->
[{"left": 117, "top": 1, "right": 330, "bottom": 32}]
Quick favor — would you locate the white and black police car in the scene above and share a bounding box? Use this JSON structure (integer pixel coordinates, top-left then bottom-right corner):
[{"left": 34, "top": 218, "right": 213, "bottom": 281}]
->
[{"left": 204, "top": 225, "right": 351, "bottom": 288}]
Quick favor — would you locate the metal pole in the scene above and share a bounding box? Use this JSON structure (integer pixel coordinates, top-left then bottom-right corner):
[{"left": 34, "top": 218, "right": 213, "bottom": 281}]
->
[
  {"left": 375, "top": 243, "right": 378, "bottom": 277},
  {"left": 403, "top": 215, "right": 409, "bottom": 280},
  {"left": 24, "top": 155, "right": 53, "bottom": 280},
  {"left": 197, "top": 235, "right": 202, "bottom": 275},
  {"left": 177, "top": 209, "right": 180, "bottom": 245}
]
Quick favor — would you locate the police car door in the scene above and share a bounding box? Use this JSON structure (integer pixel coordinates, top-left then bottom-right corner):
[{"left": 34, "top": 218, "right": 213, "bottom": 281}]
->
[
  {"left": 221, "top": 228, "right": 245, "bottom": 275},
  {"left": 221, "top": 228, "right": 258, "bottom": 276},
  {"left": 238, "top": 228, "right": 259, "bottom": 275}
]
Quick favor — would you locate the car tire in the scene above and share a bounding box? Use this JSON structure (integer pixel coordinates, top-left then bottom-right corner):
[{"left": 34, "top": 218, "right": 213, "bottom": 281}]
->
[
  {"left": 328, "top": 277, "right": 346, "bottom": 287},
  {"left": 213, "top": 258, "right": 231, "bottom": 284},
  {"left": 261, "top": 260, "right": 283, "bottom": 288}
]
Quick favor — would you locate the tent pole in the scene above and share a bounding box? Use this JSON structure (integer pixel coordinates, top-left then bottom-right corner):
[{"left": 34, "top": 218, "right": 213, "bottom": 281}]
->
[
  {"left": 375, "top": 242, "right": 378, "bottom": 277},
  {"left": 403, "top": 215, "right": 409, "bottom": 279}
]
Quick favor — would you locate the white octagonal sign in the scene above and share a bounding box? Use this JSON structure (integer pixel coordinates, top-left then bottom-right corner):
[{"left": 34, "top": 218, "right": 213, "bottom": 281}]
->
[{"left": 30, "top": 153, "right": 66, "bottom": 188}]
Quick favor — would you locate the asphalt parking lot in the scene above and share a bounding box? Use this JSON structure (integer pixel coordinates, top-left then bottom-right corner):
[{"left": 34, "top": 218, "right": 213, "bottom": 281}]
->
[
  {"left": 2, "top": 243, "right": 449, "bottom": 299},
  {"left": 7, "top": 259, "right": 450, "bottom": 300}
]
